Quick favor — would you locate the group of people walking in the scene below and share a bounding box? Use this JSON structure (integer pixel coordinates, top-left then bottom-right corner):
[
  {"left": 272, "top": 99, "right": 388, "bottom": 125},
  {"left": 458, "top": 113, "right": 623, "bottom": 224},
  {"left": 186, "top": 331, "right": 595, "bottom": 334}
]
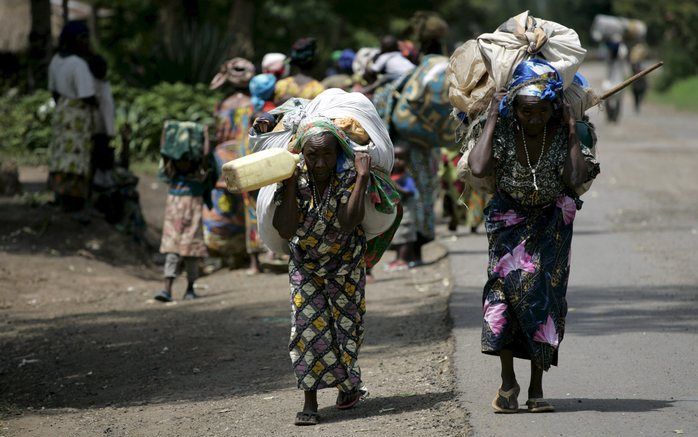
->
[{"left": 47, "top": 17, "right": 600, "bottom": 427}]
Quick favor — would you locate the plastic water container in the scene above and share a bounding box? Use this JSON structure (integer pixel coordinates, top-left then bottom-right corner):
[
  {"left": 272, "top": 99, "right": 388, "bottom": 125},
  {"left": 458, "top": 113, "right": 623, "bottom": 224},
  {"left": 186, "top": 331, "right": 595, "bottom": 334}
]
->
[{"left": 223, "top": 149, "right": 300, "bottom": 193}]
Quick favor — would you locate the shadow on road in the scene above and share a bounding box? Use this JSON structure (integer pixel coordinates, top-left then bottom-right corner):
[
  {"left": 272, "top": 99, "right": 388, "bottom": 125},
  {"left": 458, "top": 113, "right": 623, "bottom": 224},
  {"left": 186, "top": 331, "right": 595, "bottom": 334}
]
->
[
  {"left": 547, "top": 397, "right": 676, "bottom": 413},
  {"left": 567, "top": 285, "right": 698, "bottom": 336},
  {"left": 318, "top": 391, "right": 455, "bottom": 424},
  {"left": 451, "top": 284, "right": 698, "bottom": 335},
  {"left": 1, "top": 287, "right": 451, "bottom": 412}
]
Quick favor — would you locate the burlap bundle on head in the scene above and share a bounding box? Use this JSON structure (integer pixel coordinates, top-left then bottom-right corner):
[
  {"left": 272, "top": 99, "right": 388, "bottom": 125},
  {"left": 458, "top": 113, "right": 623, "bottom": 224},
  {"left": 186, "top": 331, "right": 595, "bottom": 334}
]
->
[
  {"left": 447, "top": 40, "right": 496, "bottom": 122},
  {"left": 477, "top": 10, "right": 587, "bottom": 92}
]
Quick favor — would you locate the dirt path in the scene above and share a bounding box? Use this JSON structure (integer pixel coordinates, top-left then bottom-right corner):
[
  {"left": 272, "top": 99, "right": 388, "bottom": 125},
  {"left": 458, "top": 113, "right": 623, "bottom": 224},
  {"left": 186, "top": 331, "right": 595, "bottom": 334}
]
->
[{"left": 0, "top": 170, "right": 467, "bottom": 436}]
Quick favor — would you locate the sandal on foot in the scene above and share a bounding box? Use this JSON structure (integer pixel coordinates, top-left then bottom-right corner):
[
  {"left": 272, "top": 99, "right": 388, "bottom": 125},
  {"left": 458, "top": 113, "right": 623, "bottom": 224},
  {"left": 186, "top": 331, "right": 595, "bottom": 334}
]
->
[
  {"left": 294, "top": 411, "right": 319, "bottom": 426},
  {"left": 359, "top": 384, "right": 370, "bottom": 400},
  {"left": 154, "top": 291, "right": 172, "bottom": 302},
  {"left": 336, "top": 388, "right": 361, "bottom": 410},
  {"left": 183, "top": 290, "right": 198, "bottom": 300},
  {"left": 526, "top": 398, "right": 555, "bottom": 413},
  {"left": 491, "top": 384, "right": 520, "bottom": 414},
  {"left": 384, "top": 260, "right": 408, "bottom": 272}
]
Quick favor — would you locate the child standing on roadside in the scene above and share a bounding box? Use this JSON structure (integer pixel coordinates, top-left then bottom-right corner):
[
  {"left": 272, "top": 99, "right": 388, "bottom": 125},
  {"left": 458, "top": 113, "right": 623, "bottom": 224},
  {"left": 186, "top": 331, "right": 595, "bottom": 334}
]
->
[{"left": 154, "top": 122, "right": 211, "bottom": 302}]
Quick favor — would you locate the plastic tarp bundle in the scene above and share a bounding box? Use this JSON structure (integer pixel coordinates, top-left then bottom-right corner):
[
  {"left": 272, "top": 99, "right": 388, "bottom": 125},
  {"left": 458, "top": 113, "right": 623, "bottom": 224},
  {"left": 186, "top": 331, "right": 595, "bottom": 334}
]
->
[
  {"left": 253, "top": 88, "right": 397, "bottom": 254},
  {"left": 477, "top": 10, "right": 587, "bottom": 91},
  {"left": 390, "top": 54, "right": 460, "bottom": 149},
  {"left": 447, "top": 40, "right": 496, "bottom": 122},
  {"left": 450, "top": 11, "right": 599, "bottom": 196}
]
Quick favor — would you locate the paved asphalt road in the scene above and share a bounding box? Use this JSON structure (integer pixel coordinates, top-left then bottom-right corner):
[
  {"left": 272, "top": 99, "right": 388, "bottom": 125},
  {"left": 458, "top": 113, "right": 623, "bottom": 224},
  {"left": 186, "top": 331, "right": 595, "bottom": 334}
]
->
[{"left": 446, "top": 62, "right": 698, "bottom": 436}]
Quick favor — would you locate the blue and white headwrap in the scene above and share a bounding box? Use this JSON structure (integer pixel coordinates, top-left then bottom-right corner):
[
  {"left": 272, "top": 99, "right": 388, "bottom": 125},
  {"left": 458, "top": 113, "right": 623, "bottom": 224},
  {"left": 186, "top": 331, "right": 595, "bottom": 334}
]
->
[
  {"left": 249, "top": 73, "right": 277, "bottom": 112},
  {"left": 499, "top": 58, "right": 564, "bottom": 117}
]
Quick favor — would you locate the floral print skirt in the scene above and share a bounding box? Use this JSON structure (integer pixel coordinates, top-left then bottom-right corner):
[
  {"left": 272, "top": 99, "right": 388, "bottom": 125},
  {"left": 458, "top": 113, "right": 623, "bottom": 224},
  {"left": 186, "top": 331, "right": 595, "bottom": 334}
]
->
[
  {"left": 48, "top": 98, "right": 93, "bottom": 199},
  {"left": 160, "top": 194, "right": 208, "bottom": 258},
  {"left": 481, "top": 190, "right": 579, "bottom": 370}
]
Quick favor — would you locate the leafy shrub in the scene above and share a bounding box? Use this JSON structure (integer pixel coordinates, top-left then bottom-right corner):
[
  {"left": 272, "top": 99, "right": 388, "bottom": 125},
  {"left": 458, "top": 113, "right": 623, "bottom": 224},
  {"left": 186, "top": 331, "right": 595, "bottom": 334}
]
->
[
  {"left": 112, "top": 82, "right": 221, "bottom": 159},
  {"left": 0, "top": 89, "right": 54, "bottom": 159},
  {"left": 0, "top": 82, "right": 221, "bottom": 162}
]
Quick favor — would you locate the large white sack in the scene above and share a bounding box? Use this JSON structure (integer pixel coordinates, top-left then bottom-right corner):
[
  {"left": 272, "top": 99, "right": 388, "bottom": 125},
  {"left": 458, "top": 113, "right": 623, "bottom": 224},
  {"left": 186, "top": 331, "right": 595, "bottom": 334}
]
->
[
  {"left": 250, "top": 89, "right": 394, "bottom": 174},
  {"left": 256, "top": 184, "right": 289, "bottom": 255},
  {"left": 302, "top": 88, "right": 394, "bottom": 172},
  {"left": 477, "top": 10, "right": 587, "bottom": 91},
  {"left": 256, "top": 182, "right": 397, "bottom": 254}
]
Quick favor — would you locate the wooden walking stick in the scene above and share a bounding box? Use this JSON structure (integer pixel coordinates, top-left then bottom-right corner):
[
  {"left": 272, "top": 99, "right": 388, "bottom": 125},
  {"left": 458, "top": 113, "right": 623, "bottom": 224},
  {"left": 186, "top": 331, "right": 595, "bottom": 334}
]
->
[{"left": 598, "top": 61, "right": 664, "bottom": 101}]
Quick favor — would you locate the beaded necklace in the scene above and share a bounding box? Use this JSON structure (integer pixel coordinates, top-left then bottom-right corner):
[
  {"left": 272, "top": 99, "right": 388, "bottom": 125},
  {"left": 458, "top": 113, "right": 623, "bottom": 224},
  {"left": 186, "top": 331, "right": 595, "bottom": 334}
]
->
[
  {"left": 309, "top": 172, "right": 333, "bottom": 214},
  {"left": 519, "top": 124, "right": 547, "bottom": 191}
]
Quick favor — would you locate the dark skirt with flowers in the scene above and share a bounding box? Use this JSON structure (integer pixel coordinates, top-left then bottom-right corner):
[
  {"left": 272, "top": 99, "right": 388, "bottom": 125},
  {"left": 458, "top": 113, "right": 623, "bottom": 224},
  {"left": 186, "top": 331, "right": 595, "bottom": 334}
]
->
[{"left": 481, "top": 190, "right": 579, "bottom": 370}]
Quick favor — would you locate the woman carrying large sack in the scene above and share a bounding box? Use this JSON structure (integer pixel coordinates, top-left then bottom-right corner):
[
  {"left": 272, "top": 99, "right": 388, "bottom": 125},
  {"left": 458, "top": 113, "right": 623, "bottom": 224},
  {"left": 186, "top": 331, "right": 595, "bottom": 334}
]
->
[
  {"left": 467, "top": 59, "right": 599, "bottom": 413},
  {"left": 273, "top": 118, "right": 378, "bottom": 426}
]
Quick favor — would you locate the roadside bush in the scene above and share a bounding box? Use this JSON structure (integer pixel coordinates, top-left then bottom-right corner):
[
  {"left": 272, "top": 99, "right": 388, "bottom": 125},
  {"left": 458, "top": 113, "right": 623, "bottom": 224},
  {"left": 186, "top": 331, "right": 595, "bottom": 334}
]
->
[
  {"left": 0, "top": 82, "right": 221, "bottom": 163},
  {"left": 0, "top": 89, "right": 54, "bottom": 160},
  {"left": 112, "top": 82, "right": 220, "bottom": 159}
]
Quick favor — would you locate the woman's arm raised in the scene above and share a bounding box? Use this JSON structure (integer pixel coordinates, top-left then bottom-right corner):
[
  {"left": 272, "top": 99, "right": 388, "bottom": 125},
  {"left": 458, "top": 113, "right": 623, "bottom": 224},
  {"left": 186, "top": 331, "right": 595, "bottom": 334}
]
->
[{"left": 468, "top": 93, "right": 505, "bottom": 177}]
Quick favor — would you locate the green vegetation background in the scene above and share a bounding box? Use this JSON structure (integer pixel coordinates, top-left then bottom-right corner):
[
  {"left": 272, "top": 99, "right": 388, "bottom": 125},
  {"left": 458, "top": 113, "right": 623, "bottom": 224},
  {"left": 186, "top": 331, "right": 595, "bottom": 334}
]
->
[{"left": 1, "top": 0, "right": 696, "bottom": 163}]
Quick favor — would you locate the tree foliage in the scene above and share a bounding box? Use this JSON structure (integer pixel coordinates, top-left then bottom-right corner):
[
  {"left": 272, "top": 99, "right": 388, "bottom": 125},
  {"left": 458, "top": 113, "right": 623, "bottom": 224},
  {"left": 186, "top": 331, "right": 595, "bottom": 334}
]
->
[{"left": 613, "top": 0, "right": 698, "bottom": 88}]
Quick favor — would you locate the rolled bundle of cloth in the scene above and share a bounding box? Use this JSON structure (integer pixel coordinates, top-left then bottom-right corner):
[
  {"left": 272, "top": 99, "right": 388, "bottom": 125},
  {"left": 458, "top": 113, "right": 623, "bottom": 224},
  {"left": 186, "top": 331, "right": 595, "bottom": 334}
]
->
[
  {"left": 449, "top": 11, "right": 594, "bottom": 151},
  {"left": 251, "top": 88, "right": 394, "bottom": 173},
  {"left": 477, "top": 10, "right": 587, "bottom": 91},
  {"left": 254, "top": 89, "right": 400, "bottom": 266}
]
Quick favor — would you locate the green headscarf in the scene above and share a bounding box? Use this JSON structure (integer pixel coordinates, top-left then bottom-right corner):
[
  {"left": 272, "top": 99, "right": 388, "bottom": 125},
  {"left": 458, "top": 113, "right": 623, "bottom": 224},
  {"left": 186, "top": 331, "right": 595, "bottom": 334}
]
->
[{"left": 292, "top": 116, "right": 399, "bottom": 214}]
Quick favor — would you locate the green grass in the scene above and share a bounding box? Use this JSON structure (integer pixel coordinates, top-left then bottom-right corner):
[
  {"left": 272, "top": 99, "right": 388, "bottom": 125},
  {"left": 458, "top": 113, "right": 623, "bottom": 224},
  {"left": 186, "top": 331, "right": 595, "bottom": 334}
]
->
[{"left": 650, "top": 76, "right": 698, "bottom": 112}]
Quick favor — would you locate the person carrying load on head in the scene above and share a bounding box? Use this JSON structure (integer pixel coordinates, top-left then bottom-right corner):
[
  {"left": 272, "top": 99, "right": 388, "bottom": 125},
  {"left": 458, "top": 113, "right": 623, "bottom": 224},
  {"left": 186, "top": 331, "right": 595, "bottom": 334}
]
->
[
  {"left": 274, "top": 37, "right": 325, "bottom": 105},
  {"left": 467, "top": 58, "right": 600, "bottom": 414},
  {"left": 155, "top": 121, "right": 214, "bottom": 303},
  {"left": 206, "top": 58, "right": 266, "bottom": 274},
  {"left": 240, "top": 88, "right": 401, "bottom": 426},
  {"left": 273, "top": 117, "right": 373, "bottom": 426}
]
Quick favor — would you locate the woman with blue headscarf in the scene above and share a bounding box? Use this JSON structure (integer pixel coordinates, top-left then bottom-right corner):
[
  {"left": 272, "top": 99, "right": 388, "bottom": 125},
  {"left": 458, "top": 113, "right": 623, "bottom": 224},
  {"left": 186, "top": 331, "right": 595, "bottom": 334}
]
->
[
  {"left": 468, "top": 59, "right": 599, "bottom": 414},
  {"left": 250, "top": 73, "right": 277, "bottom": 113}
]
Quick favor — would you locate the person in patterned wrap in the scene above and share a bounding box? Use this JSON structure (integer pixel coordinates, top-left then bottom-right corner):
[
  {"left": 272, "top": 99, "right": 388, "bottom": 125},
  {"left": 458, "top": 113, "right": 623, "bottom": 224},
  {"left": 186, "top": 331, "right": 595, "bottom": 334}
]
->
[
  {"left": 468, "top": 59, "right": 600, "bottom": 414},
  {"left": 273, "top": 117, "right": 372, "bottom": 426}
]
